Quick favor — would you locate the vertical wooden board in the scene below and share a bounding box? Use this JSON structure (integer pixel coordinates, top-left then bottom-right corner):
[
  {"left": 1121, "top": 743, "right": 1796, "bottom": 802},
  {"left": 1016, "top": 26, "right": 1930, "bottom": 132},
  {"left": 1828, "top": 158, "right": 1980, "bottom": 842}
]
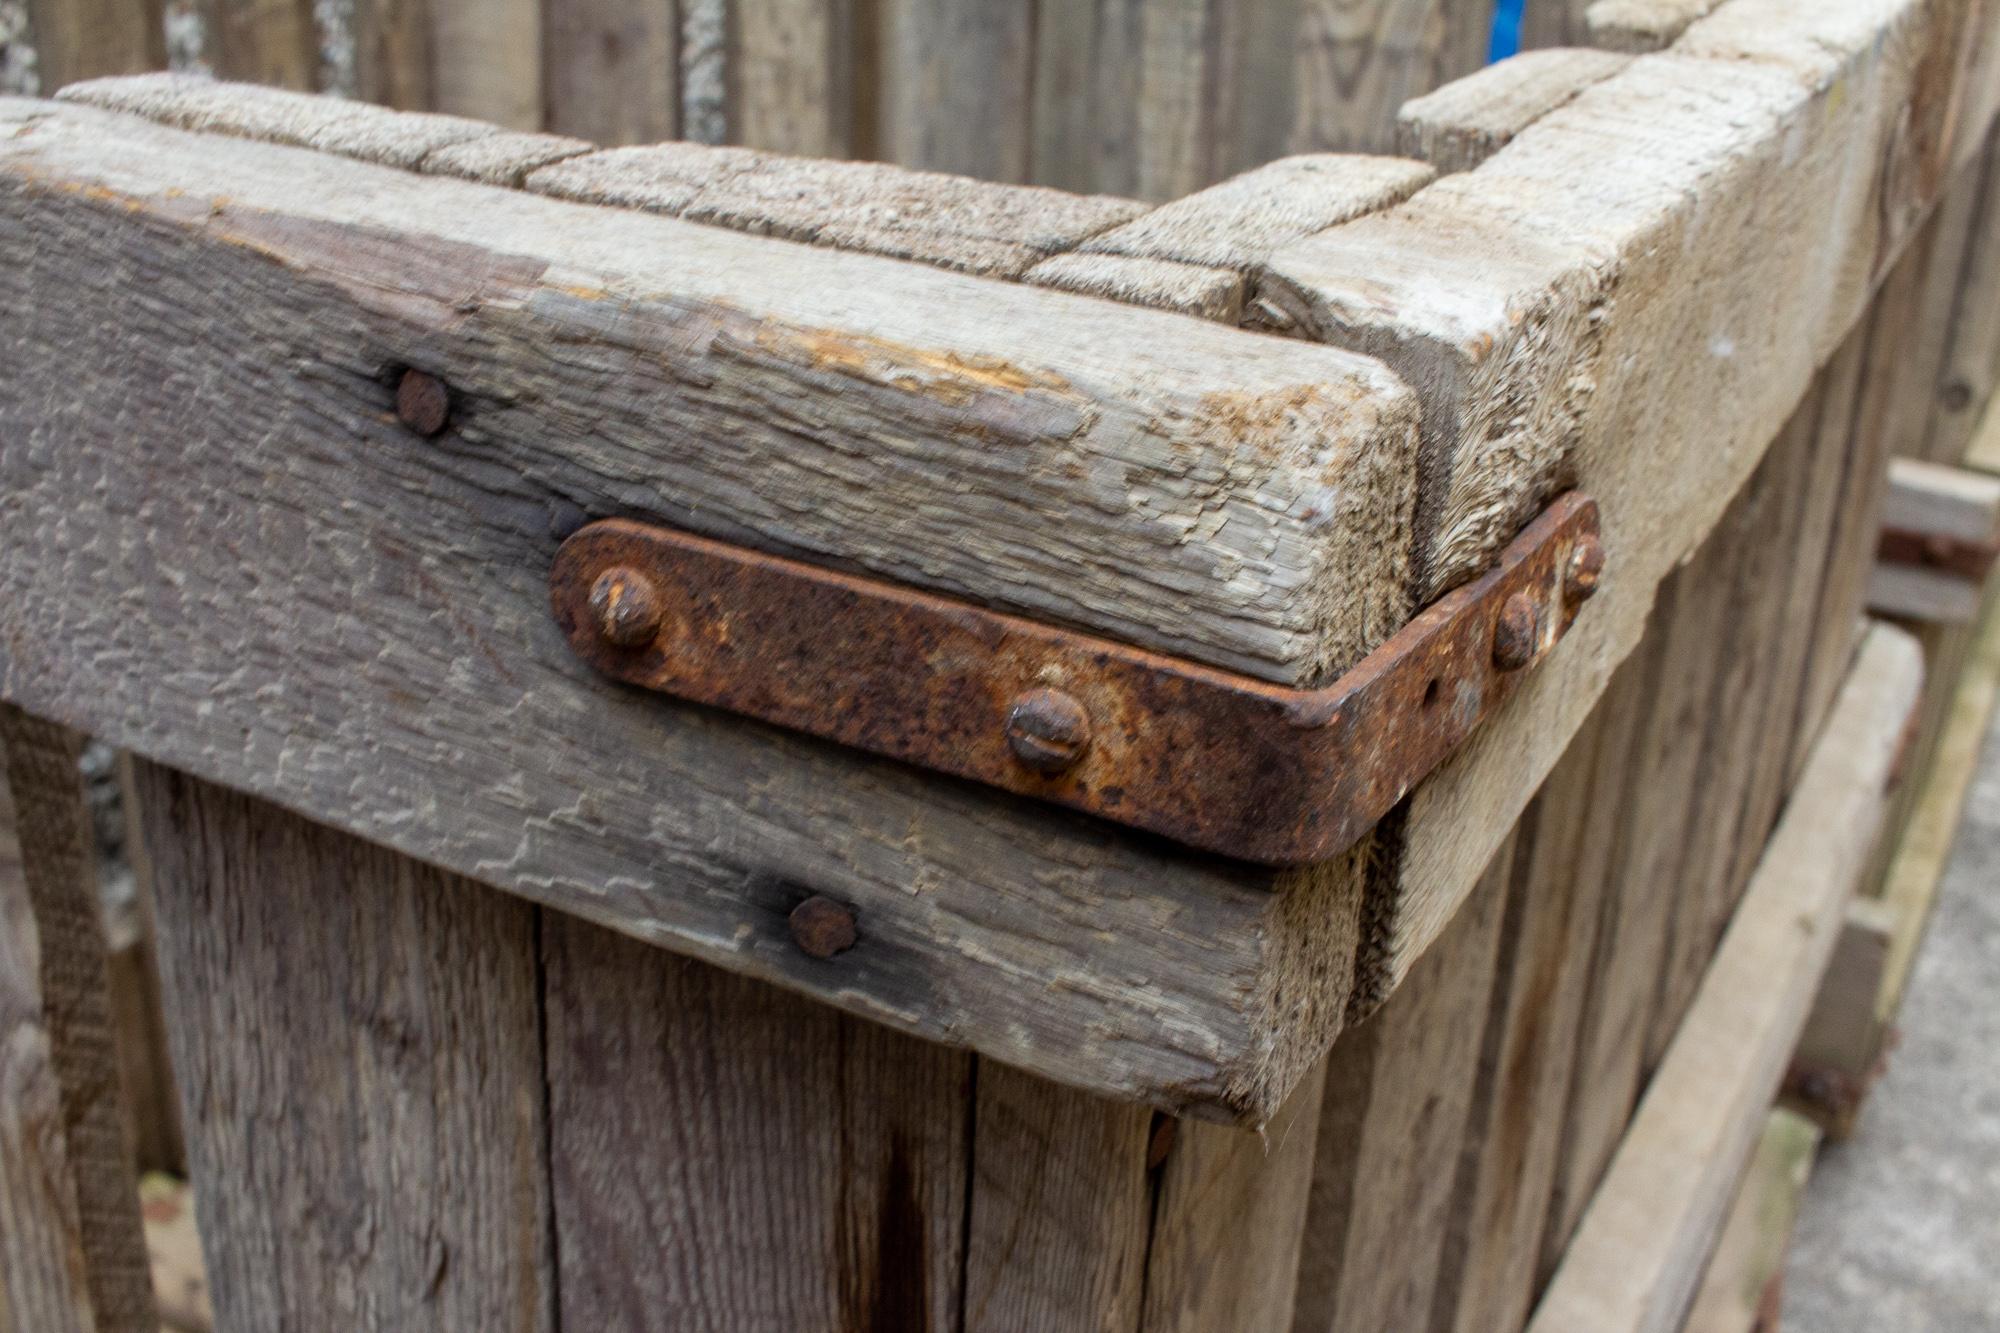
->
[
  {"left": 201, "top": 0, "right": 318, "bottom": 88},
  {"left": 1030, "top": 0, "right": 1145, "bottom": 196},
  {"left": 1519, "top": 0, "right": 1592, "bottom": 49},
  {"left": 352, "top": 0, "right": 433, "bottom": 111},
  {"left": 1141, "top": 1064, "right": 1326, "bottom": 1333},
  {"left": 1682, "top": 1110, "right": 1820, "bottom": 1333},
  {"left": 962, "top": 1064, "right": 1151, "bottom": 1333},
  {"left": 1289, "top": 0, "right": 1496, "bottom": 155},
  {"left": 877, "top": 0, "right": 1033, "bottom": 181},
  {"left": 432, "top": 0, "right": 540, "bottom": 129},
  {"left": 733, "top": 0, "right": 853, "bottom": 158},
  {"left": 24, "top": 0, "right": 165, "bottom": 88},
  {"left": 1134, "top": 0, "right": 1213, "bottom": 200},
  {"left": 0, "top": 707, "right": 152, "bottom": 1333},
  {"left": 1431, "top": 692, "right": 1624, "bottom": 1333},
  {"left": 1290, "top": 830, "right": 1516, "bottom": 1333},
  {"left": 131, "top": 761, "right": 551, "bottom": 1333},
  {"left": 1205, "top": 0, "right": 1304, "bottom": 183},
  {"left": 544, "top": 0, "right": 680, "bottom": 146},
  {"left": 1877, "top": 151, "right": 1990, "bottom": 461},
  {"left": 1926, "top": 130, "right": 2000, "bottom": 463},
  {"left": 544, "top": 912, "right": 969, "bottom": 1333}
]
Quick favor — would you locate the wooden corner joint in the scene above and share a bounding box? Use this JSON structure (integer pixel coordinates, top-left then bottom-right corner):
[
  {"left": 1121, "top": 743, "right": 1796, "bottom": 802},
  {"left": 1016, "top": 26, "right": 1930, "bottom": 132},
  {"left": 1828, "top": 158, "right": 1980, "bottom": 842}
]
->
[{"left": 550, "top": 493, "right": 1605, "bottom": 865}]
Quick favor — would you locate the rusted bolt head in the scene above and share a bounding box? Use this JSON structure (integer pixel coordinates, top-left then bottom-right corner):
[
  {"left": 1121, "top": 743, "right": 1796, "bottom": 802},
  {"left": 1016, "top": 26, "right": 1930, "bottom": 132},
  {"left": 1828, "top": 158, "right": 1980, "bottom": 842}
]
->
[
  {"left": 1493, "top": 592, "right": 1541, "bottom": 671},
  {"left": 395, "top": 368, "right": 450, "bottom": 437},
  {"left": 1005, "top": 688, "right": 1092, "bottom": 774},
  {"left": 789, "top": 895, "right": 857, "bottom": 960},
  {"left": 1566, "top": 534, "right": 1606, "bottom": 603},
  {"left": 587, "top": 566, "right": 665, "bottom": 648}
]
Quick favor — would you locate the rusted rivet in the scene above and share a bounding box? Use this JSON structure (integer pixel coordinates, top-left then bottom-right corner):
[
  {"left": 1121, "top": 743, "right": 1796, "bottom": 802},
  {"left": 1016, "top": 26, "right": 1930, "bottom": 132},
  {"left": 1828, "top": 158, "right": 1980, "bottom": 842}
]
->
[
  {"left": 789, "top": 895, "right": 857, "bottom": 960},
  {"left": 395, "top": 368, "right": 450, "bottom": 437},
  {"left": 1566, "top": 534, "right": 1606, "bottom": 603},
  {"left": 1493, "top": 592, "right": 1540, "bottom": 671},
  {"left": 587, "top": 566, "right": 664, "bottom": 648},
  {"left": 1146, "top": 1112, "right": 1178, "bottom": 1170},
  {"left": 1005, "top": 688, "right": 1092, "bottom": 774}
]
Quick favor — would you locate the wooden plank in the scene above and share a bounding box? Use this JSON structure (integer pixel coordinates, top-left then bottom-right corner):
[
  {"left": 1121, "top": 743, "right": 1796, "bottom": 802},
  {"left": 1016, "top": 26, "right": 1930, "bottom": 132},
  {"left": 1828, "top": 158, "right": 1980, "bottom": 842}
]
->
[
  {"left": 1430, "top": 695, "right": 1623, "bottom": 1333},
  {"left": 1289, "top": 0, "right": 1497, "bottom": 155},
  {"left": 201, "top": 0, "right": 318, "bottom": 88},
  {"left": 1290, "top": 829, "right": 1517, "bottom": 1333},
  {"left": 1026, "top": 0, "right": 1145, "bottom": 196},
  {"left": 1527, "top": 622, "right": 1923, "bottom": 1333},
  {"left": 1584, "top": 0, "right": 1725, "bottom": 53},
  {"left": 1132, "top": 0, "right": 1211, "bottom": 201},
  {"left": 961, "top": 1066, "right": 1153, "bottom": 1333},
  {"left": 732, "top": 0, "right": 854, "bottom": 158},
  {"left": 1395, "top": 47, "right": 1634, "bottom": 175},
  {"left": 1878, "top": 456, "right": 2000, "bottom": 546},
  {"left": 0, "top": 706, "right": 153, "bottom": 1333},
  {"left": 1682, "top": 1110, "right": 1822, "bottom": 1333},
  {"left": 131, "top": 760, "right": 551, "bottom": 1331},
  {"left": 1266, "top": 0, "right": 2000, "bottom": 1003},
  {"left": 23, "top": 0, "right": 163, "bottom": 88},
  {"left": 1141, "top": 1066, "right": 1326, "bottom": 1333},
  {"left": 1793, "top": 896, "right": 1900, "bottom": 1080},
  {"left": 543, "top": 0, "right": 680, "bottom": 146},
  {"left": 107, "top": 754, "right": 183, "bottom": 1176},
  {"left": 1519, "top": 0, "right": 1595, "bottom": 49},
  {"left": 354, "top": 0, "right": 540, "bottom": 129},
  {"left": 0, "top": 94, "right": 1424, "bottom": 1119},
  {"left": 876, "top": 0, "right": 1033, "bottom": 182},
  {"left": 1972, "top": 389, "right": 2000, "bottom": 475},
  {"left": 1924, "top": 131, "right": 2000, "bottom": 462},
  {"left": 543, "top": 913, "right": 968, "bottom": 1332}
]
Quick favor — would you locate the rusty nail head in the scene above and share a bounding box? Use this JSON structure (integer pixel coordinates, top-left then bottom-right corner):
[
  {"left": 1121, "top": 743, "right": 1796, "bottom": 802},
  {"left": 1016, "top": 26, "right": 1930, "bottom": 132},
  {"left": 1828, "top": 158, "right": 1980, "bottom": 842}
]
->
[
  {"left": 396, "top": 368, "right": 451, "bottom": 437},
  {"left": 1566, "top": 534, "right": 1606, "bottom": 602},
  {"left": 789, "top": 895, "right": 857, "bottom": 959},
  {"left": 1493, "top": 592, "right": 1540, "bottom": 671},
  {"left": 588, "top": 566, "right": 665, "bottom": 648},
  {"left": 1006, "top": 688, "right": 1092, "bottom": 774}
]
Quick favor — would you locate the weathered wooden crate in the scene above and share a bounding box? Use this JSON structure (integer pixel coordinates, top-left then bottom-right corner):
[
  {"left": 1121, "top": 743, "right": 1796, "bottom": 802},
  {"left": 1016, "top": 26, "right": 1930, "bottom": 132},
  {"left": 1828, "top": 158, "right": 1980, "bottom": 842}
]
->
[{"left": 3, "top": 2, "right": 1998, "bottom": 1331}]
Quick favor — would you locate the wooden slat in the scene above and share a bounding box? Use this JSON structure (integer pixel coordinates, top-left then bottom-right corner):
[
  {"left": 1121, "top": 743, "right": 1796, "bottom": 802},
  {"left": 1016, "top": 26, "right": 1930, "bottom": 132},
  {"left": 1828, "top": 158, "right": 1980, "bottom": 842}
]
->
[
  {"left": 543, "top": 914, "right": 968, "bottom": 1332},
  {"left": 1924, "top": 130, "right": 2000, "bottom": 462},
  {"left": 1290, "top": 830, "right": 1517, "bottom": 1333},
  {"left": 23, "top": 0, "right": 164, "bottom": 88},
  {"left": 732, "top": 0, "right": 855, "bottom": 158},
  {"left": 0, "top": 706, "right": 152, "bottom": 1333},
  {"left": 876, "top": 0, "right": 1033, "bottom": 182},
  {"left": 1027, "top": 0, "right": 1145, "bottom": 196},
  {"left": 1395, "top": 47, "right": 1633, "bottom": 175},
  {"left": 1140, "top": 1067, "right": 1326, "bottom": 1333},
  {"left": 1681, "top": 1110, "right": 1821, "bottom": 1333},
  {"left": 0, "top": 93, "right": 1421, "bottom": 1119},
  {"left": 354, "top": 0, "right": 540, "bottom": 129},
  {"left": 200, "top": 0, "right": 317, "bottom": 89},
  {"left": 543, "top": 0, "right": 680, "bottom": 146},
  {"left": 1289, "top": 0, "right": 1497, "bottom": 155},
  {"left": 107, "top": 753, "right": 184, "bottom": 1176},
  {"left": 132, "top": 760, "right": 551, "bottom": 1331},
  {"left": 1585, "top": 0, "right": 1726, "bottom": 53},
  {"left": 960, "top": 1067, "right": 1151, "bottom": 1333},
  {"left": 1528, "top": 623, "right": 1922, "bottom": 1333},
  {"left": 1519, "top": 0, "right": 1595, "bottom": 49}
]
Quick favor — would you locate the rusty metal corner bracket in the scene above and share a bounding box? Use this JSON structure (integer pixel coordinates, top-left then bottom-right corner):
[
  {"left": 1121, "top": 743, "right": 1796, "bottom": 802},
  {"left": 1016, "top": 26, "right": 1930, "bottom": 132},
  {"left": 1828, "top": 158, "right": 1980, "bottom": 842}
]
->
[{"left": 550, "top": 493, "right": 1603, "bottom": 866}]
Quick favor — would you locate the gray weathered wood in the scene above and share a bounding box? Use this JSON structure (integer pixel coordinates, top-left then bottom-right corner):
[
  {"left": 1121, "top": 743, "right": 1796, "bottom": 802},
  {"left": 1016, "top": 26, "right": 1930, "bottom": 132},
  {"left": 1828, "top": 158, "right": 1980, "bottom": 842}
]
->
[
  {"left": 732, "top": 0, "right": 857, "bottom": 158},
  {"left": 1288, "top": 0, "right": 1497, "bottom": 155},
  {"left": 1395, "top": 47, "right": 1633, "bottom": 174},
  {"left": 1024, "top": 252, "right": 1246, "bottom": 321},
  {"left": 24, "top": 0, "right": 163, "bottom": 89},
  {"left": 201, "top": 0, "right": 318, "bottom": 89},
  {"left": 876, "top": 0, "right": 1033, "bottom": 182},
  {"left": 1265, "top": 0, "right": 2000, "bottom": 1006},
  {"left": 1528, "top": 623, "right": 1921, "bottom": 1333},
  {"left": 543, "top": 913, "right": 967, "bottom": 1331},
  {"left": 0, "top": 96, "right": 1420, "bottom": 1120},
  {"left": 132, "top": 760, "right": 552, "bottom": 1332},
  {"left": 543, "top": 0, "right": 681, "bottom": 147},
  {"left": 0, "top": 707, "right": 152, "bottom": 1333},
  {"left": 1584, "top": 0, "right": 1726, "bottom": 52}
]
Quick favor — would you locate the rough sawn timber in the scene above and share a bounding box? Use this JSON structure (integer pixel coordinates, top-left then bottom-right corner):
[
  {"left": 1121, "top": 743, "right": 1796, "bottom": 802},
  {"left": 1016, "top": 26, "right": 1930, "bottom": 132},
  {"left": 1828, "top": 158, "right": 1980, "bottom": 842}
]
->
[
  {"left": 0, "top": 96, "right": 1418, "bottom": 1123},
  {"left": 1267, "top": 0, "right": 2000, "bottom": 1004}
]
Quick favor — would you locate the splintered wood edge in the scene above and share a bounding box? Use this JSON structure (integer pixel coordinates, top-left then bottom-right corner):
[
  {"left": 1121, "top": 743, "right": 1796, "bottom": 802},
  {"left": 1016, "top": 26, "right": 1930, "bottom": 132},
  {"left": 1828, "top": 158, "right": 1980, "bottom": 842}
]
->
[{"left": 1527, "top": 624, "right": 1922, "bottom": 1333}]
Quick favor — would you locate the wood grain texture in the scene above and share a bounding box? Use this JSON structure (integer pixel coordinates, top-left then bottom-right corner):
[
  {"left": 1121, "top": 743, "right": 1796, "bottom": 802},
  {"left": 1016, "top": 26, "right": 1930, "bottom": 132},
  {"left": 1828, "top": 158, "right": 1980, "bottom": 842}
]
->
[
  {"left": 961, "top": 1065, "right": 1153, "bottom": 1333},
  {"left": 1289, "top": 0, "right": 1497, "bottom": 155},
  {"left": 1528, "top": 623, "right": 1922, "bottom": 1333},
  {"left": 131, "top": 760, "right": 552, "bottom": 1333},
  {"left": 1395, "top": 47, "right": 1632, "bottom": 174},
  {"left": 544, "top": 913, "right": 968, "bottom": 1332},
  {"left": 1027, "top": 0, "right": 1146, "bottom": 196},
  {"left": 1681, "top": 1111, "right": 1820, "bottom": 1333},
  {"left": 1290, "top": 832, "right": 1516, "bottom": 1333},
  {"left": 1519, "top": 0, "right": 1595, "bottom": 48},
  {"left": 876, "top": 0, "right": 1033, "bottom": 182},
  {"left": 731, "top": 0, "right": 855, "bottom": 158},
  {"left": 1924, "top": 132, "right": 2000, "bottom": 461},
  {"left": 1266, "top": 0, "right": 2000, "bottom": 1007},
  {"left": 106, "top": 754, "right": 184, "bottom": 1177},
  {"left": 201, "top": 0, "right": 318, "bottom": 88},
  {"left": 23, "top": 0, "right": 164, "bottom": 88},
  {"left": 543, "top": 0, "right": 680, "bottom": 146},
  {"left": 1141, "top": 1063, "right": 1326, "bottom": 1333},
  {"left": 1584, "top": 0, "right": 1724, "bottom": 52},
  {"left": 0, "top": 707, "right": 152, "bottom": 1333}
]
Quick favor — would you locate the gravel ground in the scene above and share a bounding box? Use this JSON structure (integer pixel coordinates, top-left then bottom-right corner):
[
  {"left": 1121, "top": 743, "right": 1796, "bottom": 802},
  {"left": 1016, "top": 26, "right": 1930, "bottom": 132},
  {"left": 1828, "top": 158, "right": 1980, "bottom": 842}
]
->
[{"left": 1784, "top": 710, "right": 2000, "bottom": 1330}]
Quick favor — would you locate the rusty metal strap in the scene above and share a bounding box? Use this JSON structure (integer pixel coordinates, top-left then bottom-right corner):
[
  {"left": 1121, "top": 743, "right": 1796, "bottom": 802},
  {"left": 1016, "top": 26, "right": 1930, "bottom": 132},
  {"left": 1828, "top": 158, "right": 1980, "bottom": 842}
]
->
[{"left": 551, "top": 493, "right": 1603, "bottom": 865}]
